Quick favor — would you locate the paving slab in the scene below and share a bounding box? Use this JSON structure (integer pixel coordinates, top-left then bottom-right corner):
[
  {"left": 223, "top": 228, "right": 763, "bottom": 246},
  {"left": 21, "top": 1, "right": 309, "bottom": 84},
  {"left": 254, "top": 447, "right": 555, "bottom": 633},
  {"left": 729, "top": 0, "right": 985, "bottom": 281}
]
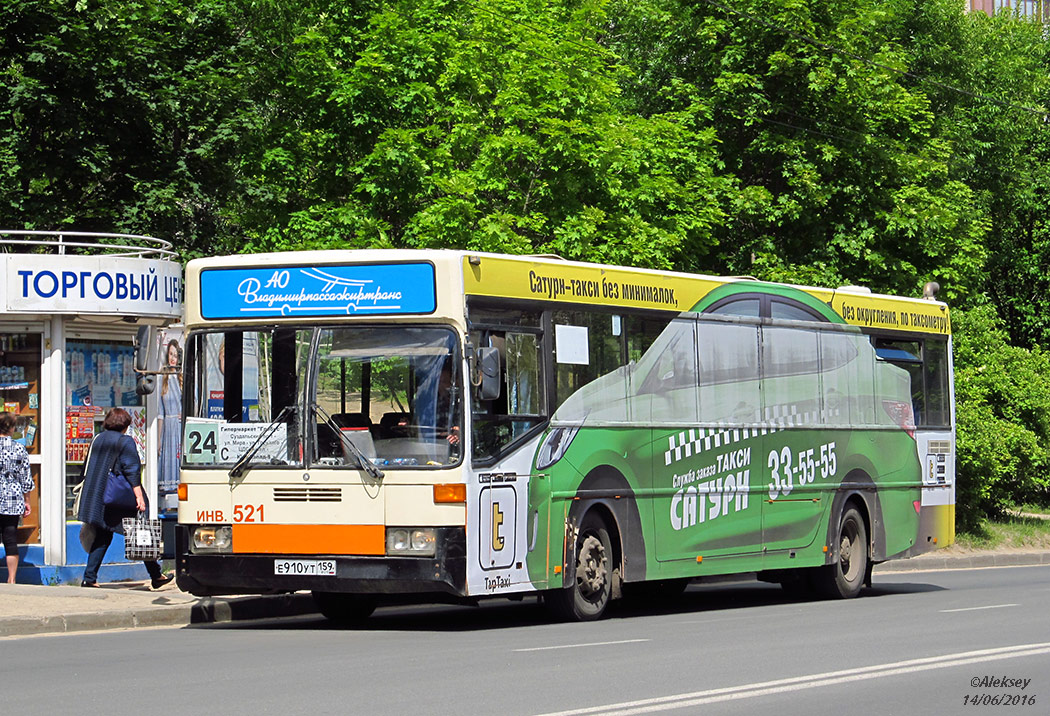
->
[{"left": 0, "top": 581, "right": 316, "bottom": 638}]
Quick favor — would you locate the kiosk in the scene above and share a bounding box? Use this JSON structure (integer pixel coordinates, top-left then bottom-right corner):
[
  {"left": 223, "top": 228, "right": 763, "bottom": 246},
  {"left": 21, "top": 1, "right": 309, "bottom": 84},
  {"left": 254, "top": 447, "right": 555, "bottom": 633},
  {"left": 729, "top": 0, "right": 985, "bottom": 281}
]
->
[{"left": 0, "top": 231, "right": 181, "bottom": 583}]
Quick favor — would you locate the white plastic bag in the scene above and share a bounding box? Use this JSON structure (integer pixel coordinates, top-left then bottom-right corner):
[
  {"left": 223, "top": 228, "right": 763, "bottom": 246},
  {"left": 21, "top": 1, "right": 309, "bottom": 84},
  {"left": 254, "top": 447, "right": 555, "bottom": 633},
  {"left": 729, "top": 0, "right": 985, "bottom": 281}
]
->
[{"left": 122, "top": 514, "right": 162, "bottom": 561}]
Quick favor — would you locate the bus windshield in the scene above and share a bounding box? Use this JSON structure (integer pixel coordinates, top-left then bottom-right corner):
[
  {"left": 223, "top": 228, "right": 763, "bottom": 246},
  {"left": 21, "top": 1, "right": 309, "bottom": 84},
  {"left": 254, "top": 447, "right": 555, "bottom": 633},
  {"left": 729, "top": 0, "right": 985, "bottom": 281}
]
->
[
  {"left": 182, "top": 326, "right": 463, "bottom": 470},
  {"left": 313, "top": 326, "right": 463, "bottom": 467}
]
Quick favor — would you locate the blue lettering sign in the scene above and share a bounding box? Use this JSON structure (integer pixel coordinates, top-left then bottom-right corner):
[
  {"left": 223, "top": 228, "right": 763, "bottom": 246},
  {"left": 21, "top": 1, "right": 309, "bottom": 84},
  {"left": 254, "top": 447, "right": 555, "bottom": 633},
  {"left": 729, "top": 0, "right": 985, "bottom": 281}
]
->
[{"left": 199, "top": 263, "right": 438, "bottom": 319}]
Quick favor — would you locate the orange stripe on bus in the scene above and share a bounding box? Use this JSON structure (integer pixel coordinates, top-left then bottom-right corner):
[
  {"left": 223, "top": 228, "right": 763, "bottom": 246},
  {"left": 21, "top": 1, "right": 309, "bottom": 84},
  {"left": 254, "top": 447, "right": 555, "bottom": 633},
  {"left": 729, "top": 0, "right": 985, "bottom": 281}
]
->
[{"left": 232, "top": 524, "right": 385, "bottom": 555}]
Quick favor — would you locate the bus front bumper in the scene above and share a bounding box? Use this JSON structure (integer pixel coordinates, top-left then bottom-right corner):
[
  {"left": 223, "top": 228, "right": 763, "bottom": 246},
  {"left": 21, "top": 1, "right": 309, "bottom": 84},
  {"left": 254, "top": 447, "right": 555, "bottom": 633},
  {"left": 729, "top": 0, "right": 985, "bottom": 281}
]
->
[{"left": 175, "top": 526, "right": 466, "bottom": 598}]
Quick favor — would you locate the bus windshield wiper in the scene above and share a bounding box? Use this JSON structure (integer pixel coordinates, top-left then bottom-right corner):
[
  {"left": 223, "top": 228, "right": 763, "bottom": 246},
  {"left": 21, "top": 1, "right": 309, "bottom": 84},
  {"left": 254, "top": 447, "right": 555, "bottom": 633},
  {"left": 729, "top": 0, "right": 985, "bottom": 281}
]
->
[
  {"left": 313, "top": 403, "right": 385, "bottom": 480},
  {"left": 228, "top": 404, "right": 297, "bottom": 479}
]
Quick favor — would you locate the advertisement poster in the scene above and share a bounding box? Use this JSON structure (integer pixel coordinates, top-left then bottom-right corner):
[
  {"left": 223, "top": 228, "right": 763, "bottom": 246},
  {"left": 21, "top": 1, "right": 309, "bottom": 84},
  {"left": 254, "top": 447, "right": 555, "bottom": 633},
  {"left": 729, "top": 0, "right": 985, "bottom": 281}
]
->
[
  {"left": 65, "top": 341, "right": 140, "bottom": 409},
  {"left": 65, "top": 405, "right": 103, "bottom": 462},
  {"left": 156, "top": 327, "right": 184, "bottom": 505},
  {"left": 127, "top": 406, "right": 146, "bottom": 463}
]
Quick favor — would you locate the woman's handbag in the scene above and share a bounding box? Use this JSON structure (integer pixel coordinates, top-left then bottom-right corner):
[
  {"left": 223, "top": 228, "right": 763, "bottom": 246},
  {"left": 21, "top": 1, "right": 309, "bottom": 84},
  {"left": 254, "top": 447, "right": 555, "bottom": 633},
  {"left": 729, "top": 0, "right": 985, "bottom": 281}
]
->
[
  {"left": 78, "top": 522, "right": 97, "bottom": 552},
  {"left": 103, "top": 470, "right": 137, "bottom": 509},
  {"left": 122, "top": 512, "right": 162, "bottom": 561}
]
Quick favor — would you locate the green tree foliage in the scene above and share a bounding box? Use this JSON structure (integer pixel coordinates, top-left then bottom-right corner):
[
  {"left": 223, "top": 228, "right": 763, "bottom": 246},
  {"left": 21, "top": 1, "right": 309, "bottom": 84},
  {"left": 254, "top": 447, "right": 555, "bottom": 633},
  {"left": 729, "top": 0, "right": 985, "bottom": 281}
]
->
[
  {"left": 954, "top": 13, "right": 1050, "bottom": 348},
  {"left": 606, "top": 0, "right": 993, "bottom": 299},
  {"left": 953, "top": 306, "right": 1050, "bottom": 530},
  {"left": 2, "top": 0, "right": 1050, "bottom": 524},
  {"left": 0, "top": 0, "right": 274, "bottom": 256},
  {"left": 239, "top": 0, "right": 728, "bottom": 269}
]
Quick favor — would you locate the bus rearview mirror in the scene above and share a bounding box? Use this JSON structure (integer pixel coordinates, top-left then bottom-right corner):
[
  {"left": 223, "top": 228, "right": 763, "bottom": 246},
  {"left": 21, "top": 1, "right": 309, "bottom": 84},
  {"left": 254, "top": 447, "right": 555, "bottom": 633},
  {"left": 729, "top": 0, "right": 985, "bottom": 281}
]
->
[
  {"left": 477, "top": 346, "right": 501, "bottom": 401},
  {"left": 134, "top": 325, "right": 155, "bottom": 373}
]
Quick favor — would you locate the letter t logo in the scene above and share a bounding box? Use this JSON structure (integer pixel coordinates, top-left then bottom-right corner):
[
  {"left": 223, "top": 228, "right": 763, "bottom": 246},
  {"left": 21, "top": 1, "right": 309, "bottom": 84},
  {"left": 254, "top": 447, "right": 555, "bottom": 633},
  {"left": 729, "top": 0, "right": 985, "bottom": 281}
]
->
[{"left": 491, "top": 502, "right": 505, "bottom": 551}]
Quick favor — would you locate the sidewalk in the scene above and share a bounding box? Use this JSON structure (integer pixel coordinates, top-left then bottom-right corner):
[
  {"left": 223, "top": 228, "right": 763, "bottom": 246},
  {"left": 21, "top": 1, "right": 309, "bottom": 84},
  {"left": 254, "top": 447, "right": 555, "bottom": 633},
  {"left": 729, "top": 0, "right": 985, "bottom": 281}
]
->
[
  {"left": 2, "top": 550, "right": 1048, "bottom": 638},
  {"left": 0, "top": 579, "right": 316, "bottom": 638},
  {"left": 873, "top": 548, "right": 1050, "bottom": 572}
]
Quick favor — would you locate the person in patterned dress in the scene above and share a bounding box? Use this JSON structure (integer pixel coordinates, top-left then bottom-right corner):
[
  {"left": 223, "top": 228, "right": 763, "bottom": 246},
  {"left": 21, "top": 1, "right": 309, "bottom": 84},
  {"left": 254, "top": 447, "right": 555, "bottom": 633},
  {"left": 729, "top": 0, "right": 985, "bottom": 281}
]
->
[{"left": 0, "top": 412, "right": 34, "bottom": 584}]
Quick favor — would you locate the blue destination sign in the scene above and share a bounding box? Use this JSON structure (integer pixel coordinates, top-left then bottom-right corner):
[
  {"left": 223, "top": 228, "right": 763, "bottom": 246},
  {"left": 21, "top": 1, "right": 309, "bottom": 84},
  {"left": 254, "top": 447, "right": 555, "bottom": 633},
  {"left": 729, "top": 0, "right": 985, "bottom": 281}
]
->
[{"left": 200, "top": 262, "right": 437, "bottom": 319}]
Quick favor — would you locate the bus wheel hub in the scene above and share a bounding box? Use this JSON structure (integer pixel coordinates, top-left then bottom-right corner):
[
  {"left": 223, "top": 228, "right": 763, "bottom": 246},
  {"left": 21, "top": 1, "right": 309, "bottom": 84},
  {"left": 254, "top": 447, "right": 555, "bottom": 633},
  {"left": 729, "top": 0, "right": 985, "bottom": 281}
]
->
[{"left": 577, "top": 534, "right": 607, "bottom": 596}]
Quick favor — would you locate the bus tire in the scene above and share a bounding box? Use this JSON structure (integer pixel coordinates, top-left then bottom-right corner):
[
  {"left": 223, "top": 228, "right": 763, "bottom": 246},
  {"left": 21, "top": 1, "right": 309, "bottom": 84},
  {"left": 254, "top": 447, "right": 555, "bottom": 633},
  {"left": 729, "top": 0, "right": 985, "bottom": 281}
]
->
[
  {"left": 312, "top": 591, "right": 377, "bottom": 625},
  {"left": 814, "top": 506, "right": 868, "bottom": 599},
  {"left": 548, "top": 512, "right": 613, "bottom": 621}
]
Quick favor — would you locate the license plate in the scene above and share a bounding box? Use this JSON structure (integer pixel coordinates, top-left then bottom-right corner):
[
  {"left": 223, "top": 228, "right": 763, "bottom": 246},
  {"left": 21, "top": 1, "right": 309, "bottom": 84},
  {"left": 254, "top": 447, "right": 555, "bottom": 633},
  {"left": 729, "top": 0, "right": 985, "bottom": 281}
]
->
[{"left": 274, "top": 559, "right": 336, "bottom": 576}]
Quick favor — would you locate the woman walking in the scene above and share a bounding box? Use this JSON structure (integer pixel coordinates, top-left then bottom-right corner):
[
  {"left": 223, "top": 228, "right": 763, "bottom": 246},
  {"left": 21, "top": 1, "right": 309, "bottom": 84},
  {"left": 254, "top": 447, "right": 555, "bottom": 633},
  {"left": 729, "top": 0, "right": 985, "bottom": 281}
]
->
[
  {"left": 0, "top": 412, "right": 34, "bottom": 584},
  {"left": 77, "top": 407, "right": 172, "bottom": 589}
]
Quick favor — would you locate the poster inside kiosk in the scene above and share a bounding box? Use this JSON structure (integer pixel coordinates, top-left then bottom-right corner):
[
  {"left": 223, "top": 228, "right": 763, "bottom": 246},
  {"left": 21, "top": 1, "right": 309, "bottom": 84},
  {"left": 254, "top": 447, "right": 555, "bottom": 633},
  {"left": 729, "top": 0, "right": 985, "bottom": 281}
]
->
[{"left": 183, "top": 418, "right": 288, "bottom": 465}]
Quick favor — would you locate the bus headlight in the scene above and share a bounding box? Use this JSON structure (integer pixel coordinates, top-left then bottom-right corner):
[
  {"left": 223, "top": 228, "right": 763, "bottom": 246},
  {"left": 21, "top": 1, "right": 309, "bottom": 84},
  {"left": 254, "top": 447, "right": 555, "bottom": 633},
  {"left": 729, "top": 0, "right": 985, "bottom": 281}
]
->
[
  {"left": 536, "top": 424, "right": 581, "bottom": 470},
  {"left": 386, "top": 528, "right": 436, "bottom": 556},
  {"left": 192, "top": 526, "right": 233, "bottom": 553}
]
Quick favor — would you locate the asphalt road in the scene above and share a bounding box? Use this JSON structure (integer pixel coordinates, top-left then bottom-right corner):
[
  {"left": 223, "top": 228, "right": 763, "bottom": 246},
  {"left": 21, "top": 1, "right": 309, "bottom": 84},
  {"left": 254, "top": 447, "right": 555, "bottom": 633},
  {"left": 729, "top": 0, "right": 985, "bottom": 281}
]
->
[{"left": 8, "top": 565, "right": 1049, "bottom": 716}]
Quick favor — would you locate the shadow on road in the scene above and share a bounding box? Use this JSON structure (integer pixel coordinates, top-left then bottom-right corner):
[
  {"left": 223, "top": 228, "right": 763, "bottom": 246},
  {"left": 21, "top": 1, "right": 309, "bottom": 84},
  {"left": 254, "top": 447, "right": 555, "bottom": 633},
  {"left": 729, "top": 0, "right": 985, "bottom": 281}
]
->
[{"left": 196, "top": 574, "right": 946, "bottom": 634}]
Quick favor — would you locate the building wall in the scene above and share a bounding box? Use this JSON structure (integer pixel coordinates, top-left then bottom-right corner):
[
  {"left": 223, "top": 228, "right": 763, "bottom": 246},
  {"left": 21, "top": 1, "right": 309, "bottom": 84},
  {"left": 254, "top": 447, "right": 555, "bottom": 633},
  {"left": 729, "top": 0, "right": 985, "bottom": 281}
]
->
[{"left": 969, "top": 0, "right": 1049, "bottom": 20}]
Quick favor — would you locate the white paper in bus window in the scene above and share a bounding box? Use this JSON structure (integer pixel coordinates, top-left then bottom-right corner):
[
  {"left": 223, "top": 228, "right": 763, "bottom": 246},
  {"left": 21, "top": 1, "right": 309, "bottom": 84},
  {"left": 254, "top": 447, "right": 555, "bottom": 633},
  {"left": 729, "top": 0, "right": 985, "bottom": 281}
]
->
[
  {"left": 183, "top": 418, "right": 287, "bottom": 465},
  {"left": 555, "top": 324, "right": 590, "bottom": 365}
]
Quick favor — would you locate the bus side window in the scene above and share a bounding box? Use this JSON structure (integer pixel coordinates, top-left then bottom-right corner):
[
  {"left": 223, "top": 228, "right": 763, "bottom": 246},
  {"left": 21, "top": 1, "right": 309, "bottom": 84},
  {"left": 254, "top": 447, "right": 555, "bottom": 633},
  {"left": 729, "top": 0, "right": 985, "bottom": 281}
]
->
[
  {"left": 923, "top": 339, "right": 950, "bottom": 426},
  {"left": 761, "top": 325, "right": 822, "bottom": 425},
  {"left": 697, "top": 321, "right": 760, "bottom": 423},
  {"left": 635, "top": 319, "right": 696, "bottom": 391},
  {"left": 506, "top": 332, "right": 543, "bottom": 417},
  {"left": 819, "top": 330, "right": 867, "bottom": 426},
  {"left": 874, "top": 338, "right": 924, "bottom": 425}
]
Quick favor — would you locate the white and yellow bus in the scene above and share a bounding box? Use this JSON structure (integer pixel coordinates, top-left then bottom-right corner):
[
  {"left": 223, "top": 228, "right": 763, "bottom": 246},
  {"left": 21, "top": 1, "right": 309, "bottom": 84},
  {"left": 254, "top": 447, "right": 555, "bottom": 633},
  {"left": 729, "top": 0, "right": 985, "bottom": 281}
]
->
[{"left": 174, "top": 250, "right": 954, "bottom": 621}]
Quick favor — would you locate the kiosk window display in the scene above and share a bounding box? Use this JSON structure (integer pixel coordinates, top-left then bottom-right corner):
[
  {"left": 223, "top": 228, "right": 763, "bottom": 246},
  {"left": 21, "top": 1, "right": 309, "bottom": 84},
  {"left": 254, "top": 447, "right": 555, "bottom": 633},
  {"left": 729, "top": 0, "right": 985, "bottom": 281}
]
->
[
  {"left": 0, "top": 333, "right": 42, "bottom": 543},
  {"left": 64, "top": 339, "right": 145, "bottom": 518}
]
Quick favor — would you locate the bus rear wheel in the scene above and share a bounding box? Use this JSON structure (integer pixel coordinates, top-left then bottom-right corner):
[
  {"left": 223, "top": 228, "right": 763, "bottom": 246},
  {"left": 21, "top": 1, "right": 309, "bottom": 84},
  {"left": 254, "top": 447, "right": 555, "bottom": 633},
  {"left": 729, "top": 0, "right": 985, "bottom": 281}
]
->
[
  {"left": 312, "top": 592, "right": 377, "bottom": 625},
  {"left": 547, "top": 513, "right": 613, "bottom": 621},
  {"left": 815, "top": 506, "right": 868, "bottom": 599}
]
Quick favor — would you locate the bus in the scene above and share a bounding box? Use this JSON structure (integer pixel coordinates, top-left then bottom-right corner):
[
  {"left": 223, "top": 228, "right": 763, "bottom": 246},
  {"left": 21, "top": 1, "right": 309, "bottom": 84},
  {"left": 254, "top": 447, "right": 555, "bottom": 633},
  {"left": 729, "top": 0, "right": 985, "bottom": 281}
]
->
[{"left": 173, "top": 250, "right": 954, "bottom": 621}]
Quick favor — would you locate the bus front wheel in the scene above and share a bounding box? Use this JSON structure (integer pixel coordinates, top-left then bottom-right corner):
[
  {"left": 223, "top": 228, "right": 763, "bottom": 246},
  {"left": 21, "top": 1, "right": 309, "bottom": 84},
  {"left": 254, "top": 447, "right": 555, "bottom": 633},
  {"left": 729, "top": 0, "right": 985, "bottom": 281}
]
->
[
  {"left": 312, "top": 591, "right": 377, "bottom": 626},
  {"left": 548, "top": 512, "right": 613, "bottom": 621},
  {"left": 815, "top": 506, "right": 868, "bottom": 599}
]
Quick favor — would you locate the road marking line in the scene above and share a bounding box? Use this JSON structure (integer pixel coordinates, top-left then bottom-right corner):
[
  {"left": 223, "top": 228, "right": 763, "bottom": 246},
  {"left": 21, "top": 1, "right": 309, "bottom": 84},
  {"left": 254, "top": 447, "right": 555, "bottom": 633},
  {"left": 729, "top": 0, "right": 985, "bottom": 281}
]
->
[
  {"left": 940, "top": 603, "right": 1018, "bottom": 613},
  {"left": 515, "top": 639, "right": 650, "bottom": 653},
  {"left": 533, "top": 642, "right": 1050, "bottom": 716}
]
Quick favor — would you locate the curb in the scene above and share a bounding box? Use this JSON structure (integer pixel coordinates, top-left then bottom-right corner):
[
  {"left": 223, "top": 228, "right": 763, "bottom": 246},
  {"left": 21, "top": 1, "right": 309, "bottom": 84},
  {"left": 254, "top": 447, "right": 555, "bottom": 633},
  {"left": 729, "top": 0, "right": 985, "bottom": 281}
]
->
[
  {"left": 875, "top": 552, "right": 1050, "bottom": 573},
  {"left": 0, "top": 592, "right": 317, "bottom": 638}
]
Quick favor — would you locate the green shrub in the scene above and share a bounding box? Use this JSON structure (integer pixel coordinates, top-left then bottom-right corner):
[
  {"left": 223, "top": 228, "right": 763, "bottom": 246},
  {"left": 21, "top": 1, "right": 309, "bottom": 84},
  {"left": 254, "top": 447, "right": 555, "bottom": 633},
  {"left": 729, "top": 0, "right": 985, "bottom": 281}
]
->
[{"left": 953, "top": 306, "right": 1050, "bottom": 532}]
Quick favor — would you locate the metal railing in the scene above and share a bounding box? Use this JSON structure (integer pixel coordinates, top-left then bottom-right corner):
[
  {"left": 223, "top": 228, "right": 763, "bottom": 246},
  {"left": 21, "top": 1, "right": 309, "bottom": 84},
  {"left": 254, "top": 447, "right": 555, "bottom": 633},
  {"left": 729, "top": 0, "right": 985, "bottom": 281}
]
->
[{"left": 0, "top": 230, "right": 177, "bottom": 260}]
